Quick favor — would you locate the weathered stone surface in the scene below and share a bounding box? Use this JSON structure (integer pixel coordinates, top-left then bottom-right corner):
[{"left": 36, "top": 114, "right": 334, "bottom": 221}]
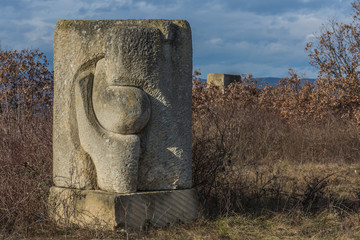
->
[
  {"left": 49, "top": 186, "right": 200, "bottom": 229},
  {"left": 53, "top": 20, "right": 193, "bottom": 192},
  {"left": 207, "top": 73, "right": 241, "bottom": 87},
  {"left": 93, "top": 59, "right": 151, "bottom": 134}
]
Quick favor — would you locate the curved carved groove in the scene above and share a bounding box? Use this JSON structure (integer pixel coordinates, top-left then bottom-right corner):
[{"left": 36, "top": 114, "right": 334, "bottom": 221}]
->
[{"left": 74, "top": 67, "right": 142, "bottom": 193}]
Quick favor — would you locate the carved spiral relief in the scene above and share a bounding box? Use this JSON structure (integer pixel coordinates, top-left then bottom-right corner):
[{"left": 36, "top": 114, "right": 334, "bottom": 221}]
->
[{"left": 74, "top": 57, "right": 151, "bottom": 193}]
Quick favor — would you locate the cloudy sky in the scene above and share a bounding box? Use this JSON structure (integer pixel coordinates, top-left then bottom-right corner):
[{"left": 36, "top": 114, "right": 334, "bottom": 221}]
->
[{"left": 0, "top": 0, "right": 355, "bottom": 78}]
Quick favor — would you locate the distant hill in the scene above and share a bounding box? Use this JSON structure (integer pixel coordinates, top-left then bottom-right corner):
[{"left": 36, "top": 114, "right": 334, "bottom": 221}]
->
[
  {"left": 199, "top": 77, "right": 316, "bottom": 86},
  {"left": 256, "top": 77, "right": 316, "bottom": 86}
]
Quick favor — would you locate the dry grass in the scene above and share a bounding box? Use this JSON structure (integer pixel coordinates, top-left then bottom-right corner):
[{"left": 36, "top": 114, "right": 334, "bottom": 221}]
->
[
  {"left": 1, "top": 80, "right": 360, "bottom": 238},
  {"left": 2, "top": 49, "right": 360, "bottom": 238},
  {"left": 192, "top": 79, "right": 360, "bottom": 217}
]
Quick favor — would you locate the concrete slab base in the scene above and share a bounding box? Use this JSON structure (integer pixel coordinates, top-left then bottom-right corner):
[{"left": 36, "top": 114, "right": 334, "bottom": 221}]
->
[{"left": 48, "top": 187, "right": 200, "bottom": 230}]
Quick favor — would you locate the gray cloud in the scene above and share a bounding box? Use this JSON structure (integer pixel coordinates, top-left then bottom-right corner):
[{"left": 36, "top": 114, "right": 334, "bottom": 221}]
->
[
  {"left": 0, "top": 0, "right": 355, "bottom": 78},
  {"left": 223, "top": 0, "right": 343, "bottom": 15}
]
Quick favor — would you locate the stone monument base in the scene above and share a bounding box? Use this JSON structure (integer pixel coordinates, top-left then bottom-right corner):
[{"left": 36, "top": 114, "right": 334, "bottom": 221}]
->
[{"left": 48, "top": 187, "right": 200, "bottom": 230}]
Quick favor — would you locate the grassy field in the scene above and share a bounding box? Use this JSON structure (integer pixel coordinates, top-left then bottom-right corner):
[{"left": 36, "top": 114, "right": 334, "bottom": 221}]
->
[
  {"left": 6, "top": 161, "right": 360, "bottom": 239},
  {"left": 1, "top": 113, "right": 360, "bottom": 239}
]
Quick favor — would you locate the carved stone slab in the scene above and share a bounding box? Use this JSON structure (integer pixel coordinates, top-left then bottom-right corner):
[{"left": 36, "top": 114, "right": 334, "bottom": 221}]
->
[{"left": 53, "top": 20, "right": 192, "bottom": 193}]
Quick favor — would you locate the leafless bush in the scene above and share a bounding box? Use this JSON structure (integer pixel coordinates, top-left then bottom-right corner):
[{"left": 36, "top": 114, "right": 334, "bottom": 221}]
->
[
  {"left": 0, "top": 48, "right": 54, "bottom": 237},
  {"left": 0, "top": 110, "right": 52, "bottom": 237}
]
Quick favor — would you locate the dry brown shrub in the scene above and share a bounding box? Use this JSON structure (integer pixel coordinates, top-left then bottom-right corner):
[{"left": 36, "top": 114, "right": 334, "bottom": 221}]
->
[
  {"left": 0, "top": 111, "right": 53, "bottom": 237},
  {"left": 0, "top": 49, "right": 54, "bottom": 237},
  {"left": 192, "top": 66, "right": 360, "bottom": 216}
]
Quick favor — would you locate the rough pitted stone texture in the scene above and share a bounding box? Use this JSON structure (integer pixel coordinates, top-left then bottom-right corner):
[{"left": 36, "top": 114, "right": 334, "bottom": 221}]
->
[
  {"left": 49, "top": 186, "right": 200, "bottom": 229},
  {"left": 207, "top": 73, "right": 241, "bottom": 87},
  {"left": 53, "top": 20, "right": 193, "bottom": 192}
]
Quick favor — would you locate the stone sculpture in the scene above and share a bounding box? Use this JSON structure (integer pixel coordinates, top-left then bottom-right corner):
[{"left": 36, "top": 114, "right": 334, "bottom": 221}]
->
[
  {"left": 50, "top": 19, "right": 198, "bottom": 229},
  {"left": 207, "top": 73, "right": 241, "bottom": 87}
]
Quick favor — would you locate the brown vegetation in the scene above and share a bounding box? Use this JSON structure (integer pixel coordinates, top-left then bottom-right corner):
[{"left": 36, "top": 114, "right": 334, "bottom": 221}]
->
[
  {"left": 0, "top": 49, "right": 53, "bottom": 115},
  {"left": 0, "top": 49, "right": 53, "bottom": 238},
  {"left": 192, "top": 77, "right": 360, "bottom": 217}
]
